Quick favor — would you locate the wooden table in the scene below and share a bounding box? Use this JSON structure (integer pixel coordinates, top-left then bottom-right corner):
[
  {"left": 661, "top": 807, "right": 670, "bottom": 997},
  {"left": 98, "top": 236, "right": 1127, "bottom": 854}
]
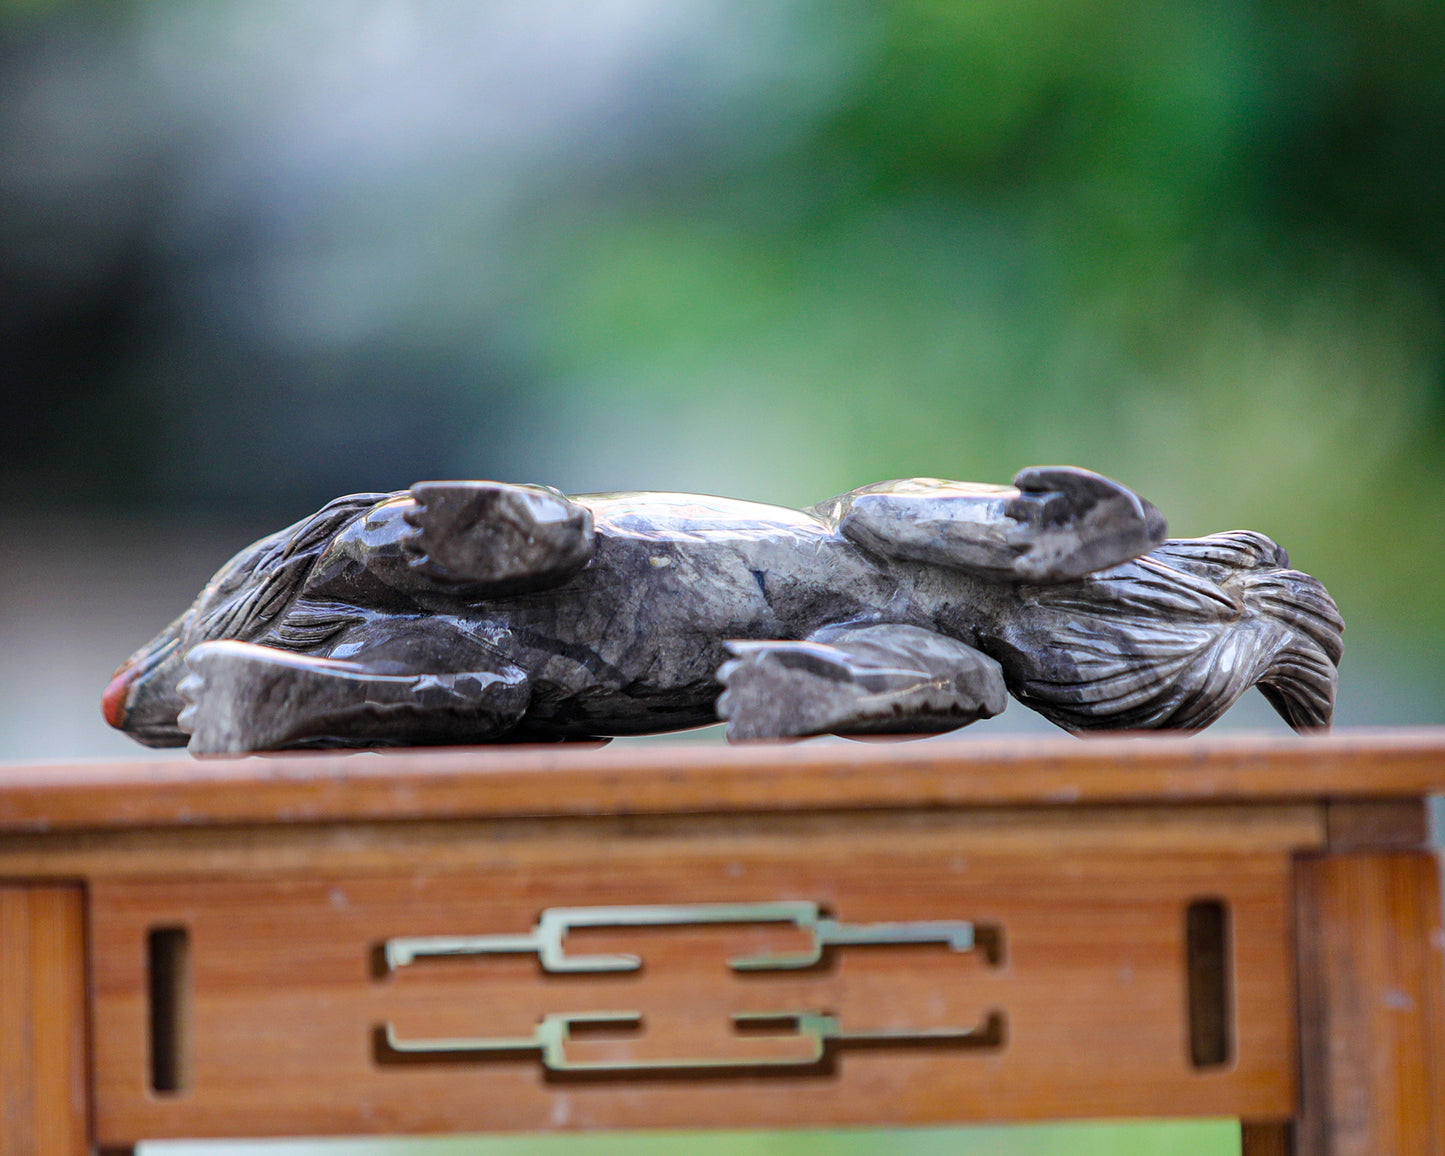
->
[{"left": 2, "top": 728, "right": 1443, "bottom": 1155}]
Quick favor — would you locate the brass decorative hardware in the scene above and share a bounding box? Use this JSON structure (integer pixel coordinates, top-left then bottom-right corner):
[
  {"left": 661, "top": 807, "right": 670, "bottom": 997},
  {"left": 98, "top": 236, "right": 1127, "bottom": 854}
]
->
[
  {"left": 382, "top": 900, "right": 980, "bottom": 974},
  {"left": 378, "top": 901, "right": 1001, "bottom": 1074},
  {"left": 378, "top": 1009, "right": 1005, "bottom": 1073}
]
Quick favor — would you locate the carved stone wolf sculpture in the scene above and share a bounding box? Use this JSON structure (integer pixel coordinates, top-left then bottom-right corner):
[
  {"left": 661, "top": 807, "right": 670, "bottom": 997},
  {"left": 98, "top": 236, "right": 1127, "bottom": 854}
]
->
[{"left": 103, "top": 467, "right": 1342, "bottom": 754}]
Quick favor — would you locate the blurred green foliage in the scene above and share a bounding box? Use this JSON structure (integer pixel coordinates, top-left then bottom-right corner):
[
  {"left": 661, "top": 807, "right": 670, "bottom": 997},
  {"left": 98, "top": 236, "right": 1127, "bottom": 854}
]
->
[
  {"left": 152, "top": 1120, "right": 1241, "bottom": 1156},
  {"left": 488, "top": 0, "right": 1445, "bottom": 683}
]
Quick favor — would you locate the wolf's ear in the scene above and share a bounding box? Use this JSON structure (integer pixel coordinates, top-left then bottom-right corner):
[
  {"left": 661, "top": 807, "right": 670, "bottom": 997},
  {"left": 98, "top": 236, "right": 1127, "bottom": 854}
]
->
[{"left": 825, "top": 468, "right": 1166, "bottom": 583}]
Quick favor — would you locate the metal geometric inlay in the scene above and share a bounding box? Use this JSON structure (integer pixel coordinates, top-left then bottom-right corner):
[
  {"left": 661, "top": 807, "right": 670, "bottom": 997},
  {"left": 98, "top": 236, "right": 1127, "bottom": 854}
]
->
[{"left": 378, "top": 901, "right": 1002, "bottom": 1074}]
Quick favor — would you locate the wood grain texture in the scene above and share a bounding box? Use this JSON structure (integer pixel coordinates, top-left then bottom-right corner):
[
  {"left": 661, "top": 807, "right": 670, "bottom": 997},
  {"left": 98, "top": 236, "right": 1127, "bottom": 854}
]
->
[
  {"left": 1, "top": 732, "right": 1439, "bottom": 1148},
  {"left": 1324, "top": 798, "right": 1431, "bottom": 850},
  {"left": 90, "top": 844, "right": 1297, "bottom": 1142},
  {"left": 0, "top": 885, "right": 89, "bottom": 1156},
  {"left": 1295, "top": 852, "right": 1445, "bottom": 1156},
  {"left": 0, "top": 727, "right": 1443, "bottom": 833},
  {"left": 0, "top": 804, "right": 1326, "bottom": 882}
]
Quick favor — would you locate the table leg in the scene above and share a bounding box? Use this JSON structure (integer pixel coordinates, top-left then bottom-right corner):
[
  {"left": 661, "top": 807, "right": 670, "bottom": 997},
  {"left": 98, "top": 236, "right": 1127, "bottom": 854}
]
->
[
  {"left": 1295, "top": 851, "right": 1445, "bottom": 1156},
  {"left": 0, "top": 884, "right": 90, "bottom": 1156}
]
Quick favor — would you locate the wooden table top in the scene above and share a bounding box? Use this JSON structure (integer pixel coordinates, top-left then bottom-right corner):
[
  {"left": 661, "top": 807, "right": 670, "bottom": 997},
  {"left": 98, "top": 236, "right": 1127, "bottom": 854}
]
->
[{"left": 1, "top": 727, "right": 1442, "bottom": 833}]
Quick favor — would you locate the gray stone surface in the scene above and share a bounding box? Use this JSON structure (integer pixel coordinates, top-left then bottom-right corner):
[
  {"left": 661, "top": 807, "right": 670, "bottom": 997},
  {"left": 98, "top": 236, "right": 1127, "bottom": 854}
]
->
[{"left": 103, "top": 467, "right": 1343, "bottom": 754}]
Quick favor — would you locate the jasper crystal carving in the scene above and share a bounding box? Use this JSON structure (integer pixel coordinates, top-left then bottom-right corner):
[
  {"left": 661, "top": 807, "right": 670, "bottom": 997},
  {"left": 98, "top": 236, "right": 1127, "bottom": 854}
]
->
[{"left": 104, "top": 468, "right": 1343, "bottom": 754}]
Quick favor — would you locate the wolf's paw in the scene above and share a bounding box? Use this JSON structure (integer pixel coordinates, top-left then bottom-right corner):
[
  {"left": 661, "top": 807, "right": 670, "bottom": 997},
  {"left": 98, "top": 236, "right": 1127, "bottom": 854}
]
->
[
  {"left": 718, "top": 626, "right": 1007, "bottom": 742},
  {"left": 177, "top": 641, "right": 363, "bottom": 754},
  {"left": 403, "top": 482, "right": 595, "bottom": 595},
  {"left": 716, "top": 641, "right": 863, "bottom": 742},
  {"left": 1005, "top": 466, "right": 1167, "bottom": 582}
]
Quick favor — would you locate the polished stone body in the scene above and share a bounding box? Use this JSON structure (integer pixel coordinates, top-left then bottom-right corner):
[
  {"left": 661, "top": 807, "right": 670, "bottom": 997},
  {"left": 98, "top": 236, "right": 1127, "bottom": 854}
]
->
[{"left": 104, "top": 468, "right": 1343, "bottom": 754}]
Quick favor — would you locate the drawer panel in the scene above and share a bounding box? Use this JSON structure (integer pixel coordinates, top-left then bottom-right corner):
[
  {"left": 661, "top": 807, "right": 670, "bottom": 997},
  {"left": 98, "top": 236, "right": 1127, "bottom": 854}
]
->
[{"left": 90, "top": 838, "right": 1296, "bottom": 1141}]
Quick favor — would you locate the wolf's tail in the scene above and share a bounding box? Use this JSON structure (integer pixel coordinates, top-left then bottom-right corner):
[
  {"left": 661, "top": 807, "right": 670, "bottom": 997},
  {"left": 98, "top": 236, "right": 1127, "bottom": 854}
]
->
[{"left": 984, "top": 531, "right": 1343, "bottom": 733}]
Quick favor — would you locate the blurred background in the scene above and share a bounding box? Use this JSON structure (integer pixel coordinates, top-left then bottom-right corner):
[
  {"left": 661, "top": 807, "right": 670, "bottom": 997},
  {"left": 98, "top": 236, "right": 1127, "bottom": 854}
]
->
[{"left": 3, "top": 0, "right": 1443, "bottom": 1151}]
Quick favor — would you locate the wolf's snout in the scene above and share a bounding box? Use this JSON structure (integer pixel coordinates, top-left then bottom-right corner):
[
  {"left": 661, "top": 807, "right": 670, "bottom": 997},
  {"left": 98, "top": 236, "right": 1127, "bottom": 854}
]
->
[{"left": 101, "top": 663, "right": 134, "bottom": 729}]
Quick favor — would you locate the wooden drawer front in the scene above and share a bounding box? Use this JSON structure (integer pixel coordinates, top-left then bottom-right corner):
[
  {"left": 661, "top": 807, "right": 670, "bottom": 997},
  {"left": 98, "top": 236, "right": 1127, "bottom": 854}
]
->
[{"left": 90, "top": 844, "right": 1296, "bottom": 1142}]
